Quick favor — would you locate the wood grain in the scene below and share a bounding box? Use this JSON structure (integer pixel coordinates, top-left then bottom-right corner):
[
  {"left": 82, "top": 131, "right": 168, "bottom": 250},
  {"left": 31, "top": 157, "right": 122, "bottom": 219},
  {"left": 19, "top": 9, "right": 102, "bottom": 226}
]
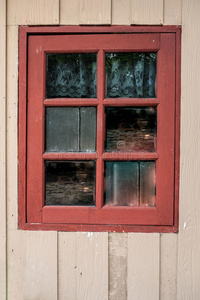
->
[
  {"left": 60, "top": 0, "right": 79, "bottom": 25},
  {"left": 80, "top": 0, "right": 111, "bottom": 24},
  {"left": 7, "top": 231, "right": 57, "bottom": 300},
  {"left": 127, "top": 233, "right": 160, "bottom": 300},
  {"left": 177, "top": 0, "right": 200, "bottom": 299},
  {"left": 164, "top": 0, "right": 182, "bottom": 25},
  {"left": 58, "top": 232, "right": 108, "bottom": 300},
  {"left": 7, "top": 0, "right": 59, "bottom": 25},
  {"left": 7, "top": 26, "right": 18, "bottom": 231},
  {"left": 160, "top": 234, "right": 178, "bottom": 300},
  {"left": 109, "top": 233, "right": 127, "bottom": 300},
  {"left": 112, "top": 0, "right": 131, "bottom": 25},
  {"left": 0, "top": 0, "right": 6, "bottom": 298},
  {"left": 131, "top": 0, "right": 163, "bottom": 24}
]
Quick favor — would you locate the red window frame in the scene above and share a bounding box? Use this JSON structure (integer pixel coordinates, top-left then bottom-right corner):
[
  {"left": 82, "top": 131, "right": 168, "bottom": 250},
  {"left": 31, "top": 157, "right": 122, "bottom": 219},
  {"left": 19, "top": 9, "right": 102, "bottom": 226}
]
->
[{"left": 19, "top": 26, "right": 181, "bottom": 233}]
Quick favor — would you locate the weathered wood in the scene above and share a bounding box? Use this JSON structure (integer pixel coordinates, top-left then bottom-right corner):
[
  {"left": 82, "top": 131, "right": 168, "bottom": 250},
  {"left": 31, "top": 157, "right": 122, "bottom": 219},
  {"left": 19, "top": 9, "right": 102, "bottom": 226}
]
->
[
  {"left": 7, "top": 0, "right": 59, "bottom": 25},
  {"left": 60, "top": 0, "right": 79, "bottom": 25},
  {"left": 80, "top": 0, "right": 111, "bottom": 24},
  {"left": 7, "top": 231, "right": 57, "bottom": 300},
  {"left": 0, "top": 0, "right": 6, "bottom": 298},
  {"left": 127, "top": 233, "right": 160, "bottom": 300},
  {"left": 112, "top": 0, "right": 131, "bottom": 25},
  {"left": 58, "top": 232, "right": 108, "bottom": 300},
  {"left": 109, "top": 233, "right": 127, "bottom": 300},
  {"left": 7, "top": 25, "right": 18, "bottom": 231},
  {"left": 131, "top": 0, "right": 163, "bottom": 24},
  {"left": 177, "top": 0, "right": 200, "bottom": 299},
  {"left": 164, "top": 0, "right": 182, "bottom": 25},
  {"left": 160, "top": 234, "right": 178, "bottom": 300}
]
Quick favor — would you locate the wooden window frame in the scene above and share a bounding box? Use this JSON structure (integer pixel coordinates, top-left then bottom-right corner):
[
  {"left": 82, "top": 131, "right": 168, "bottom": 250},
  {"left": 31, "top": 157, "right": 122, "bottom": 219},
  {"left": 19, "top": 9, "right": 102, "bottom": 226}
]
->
[{"left": 18, "top": 25, "right": 181, "bottom": 233}]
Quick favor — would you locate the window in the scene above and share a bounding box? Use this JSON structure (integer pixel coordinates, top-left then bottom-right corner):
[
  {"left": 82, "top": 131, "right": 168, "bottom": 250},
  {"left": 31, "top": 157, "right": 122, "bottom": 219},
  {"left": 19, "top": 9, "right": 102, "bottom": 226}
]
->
[{"left": 19, "top": 26, "right": 180, "bottom": 232}]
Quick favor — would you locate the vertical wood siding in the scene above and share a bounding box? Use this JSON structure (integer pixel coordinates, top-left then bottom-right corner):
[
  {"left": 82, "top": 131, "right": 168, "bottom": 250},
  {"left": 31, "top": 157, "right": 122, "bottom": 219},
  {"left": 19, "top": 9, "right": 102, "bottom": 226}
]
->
[
  {"left": 58, "top": 232, "right": 108, "bottom": 300},
  {"left": 127, "top": 233, "right": 160, "bottom": 300},
  {"left": 80, "top": 0, "right": 111, "bottom": 25},
  {"left": 7, "top": 231, "right": 57, "bottom": 300},
  {"left": 177, "top": 0, "right": 200, "bottom": 298},
  {"left": 112, "top": 0, "right": 131, "bottom": 25},
  {"left": 160, "top": 234, "right": 178, "bottom": 300},
  {"left": 163, "top": 0, "right": 182, "bottom": 25},
  {"left": 109, "top": 233, "right": 127, "bottom": 300},
  {"left": 131, "top": 0, "right": 163, "bottom": 24},
  {"left": 7, "top": 0, "right": 59, "bottom": 25},
  {"left": 0, "top": 0, "right": 6, "bottom": 298}
]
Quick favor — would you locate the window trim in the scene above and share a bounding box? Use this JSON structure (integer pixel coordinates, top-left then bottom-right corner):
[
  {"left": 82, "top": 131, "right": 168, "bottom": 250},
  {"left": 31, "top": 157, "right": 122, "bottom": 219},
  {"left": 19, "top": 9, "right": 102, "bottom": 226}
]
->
[{"left": 18, "top": 25, "right": 181, "bottom": 233}]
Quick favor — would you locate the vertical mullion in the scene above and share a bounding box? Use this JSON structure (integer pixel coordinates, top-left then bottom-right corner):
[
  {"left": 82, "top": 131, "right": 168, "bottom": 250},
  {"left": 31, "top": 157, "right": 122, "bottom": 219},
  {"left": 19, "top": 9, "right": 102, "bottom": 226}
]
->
[{"left": 96, "top": 50, "right": 105, "bottom": 209}]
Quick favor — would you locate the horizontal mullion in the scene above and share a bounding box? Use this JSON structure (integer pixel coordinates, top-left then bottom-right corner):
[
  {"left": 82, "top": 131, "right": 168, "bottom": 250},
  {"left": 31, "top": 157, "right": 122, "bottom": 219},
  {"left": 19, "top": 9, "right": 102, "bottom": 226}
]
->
[
  {"left": 44, "top": 99, "right": 99, "bottom": 107},
  {"left": 43, "top": 152, "right": 98, "bottom": 160},
  {"left": 102, "top": 152, "right": 159, "bottom": 161},
  {"left": 103, "top": 98, "right": 159, "bottom": 106}
]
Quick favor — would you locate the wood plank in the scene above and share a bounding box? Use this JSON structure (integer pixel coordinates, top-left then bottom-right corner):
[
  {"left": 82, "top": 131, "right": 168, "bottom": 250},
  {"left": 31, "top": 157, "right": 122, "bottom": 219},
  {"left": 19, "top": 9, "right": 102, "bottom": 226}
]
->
[
  {"left": 164, "top": 0, "right": 182, "bottom": 25},
  {"left": 60, "top": 0, "right": 79, "bottom": 25},
  {"left": 58, "top": 232, "right": 108, "bottom": 300},
  {"left": 7, "top": 0, "right": 59, "bottom": 25},
  {"left": 127, "top": 233, "right": 160, "bottom": 300},
  {"left": 109, "top": 233, "right": 127, "bottom": 300},
  {"left": 131, "top": 0, "right": 163, "bottom": 24},
  {"left": 7, "top": 231, "right": 57, "bottom": 300},
  {"left": 177, "top": 0, "right": 200, "bottom": 298},
  {"left": 160, "top": 234, "right": 178, "bottom": 300},
  {"left": 7, "top": 26, "right": 19, "bottom": 231},
  {"left": 112, "top": 0, "right": 131, "bottom": 25},
  {"left": 80, "top": 0, "right": 111, "bottom": 24},
  {"left": 0, "top": 0, "right": 6, "bottom": 298}
]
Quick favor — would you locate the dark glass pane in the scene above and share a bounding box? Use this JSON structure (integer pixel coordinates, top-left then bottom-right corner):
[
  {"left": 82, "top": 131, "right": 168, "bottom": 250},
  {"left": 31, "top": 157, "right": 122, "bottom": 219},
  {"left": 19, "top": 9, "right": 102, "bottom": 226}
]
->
[
  {"left": 46, "top": 53, "right": 97, "bottom": 98},
  {"left": 106, "top": 53, "right": 157, "bottom": 98},
  {"left": 140, "top": 162, "right": 155, "bottom": 206},
  {"left": 45, "top": 161, "right": 96, "bottom": 206},
  {"left": 104, "top": 162, "right": 139, "bottom": 206},
  {"left": 104, "top": 161, "right": 155, "bottom": 206},
  {"left": 105, "top": 107, "right": 156, "bottom": 152},
  {"left": 45, "top": 107, "right": 96, "bottom": 152}
]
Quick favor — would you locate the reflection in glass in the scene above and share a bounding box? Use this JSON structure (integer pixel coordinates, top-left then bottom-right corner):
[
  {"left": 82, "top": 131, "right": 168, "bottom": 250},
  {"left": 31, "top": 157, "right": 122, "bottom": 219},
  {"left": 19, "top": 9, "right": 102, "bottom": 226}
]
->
[
  {"left": 140, "top": 162, "right": 155, "bottom": 206},
  {"left": 46, "top": 53, "right": 97, "bottom": 98},
  {"left": 106, "top": 53, "right": 157, "bottom": 98},
  {"left": 104, "top": 161, "right": 155, "bottom": 206},
  {"left": 105, "top": 107, "right": 156, "bottom": 152},
  {"left": 45, "top": 161, "right": 96, "bottom": 206},
  {"left": 46, "top": 107, "right": 96, "bottom": 152}
]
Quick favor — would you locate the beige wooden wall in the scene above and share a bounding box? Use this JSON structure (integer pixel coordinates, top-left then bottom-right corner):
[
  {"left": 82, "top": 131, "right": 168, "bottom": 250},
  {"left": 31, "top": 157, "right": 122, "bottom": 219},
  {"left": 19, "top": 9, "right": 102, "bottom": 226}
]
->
[{"left": 1, "top": 0, "right": 200, "bottom": 299}]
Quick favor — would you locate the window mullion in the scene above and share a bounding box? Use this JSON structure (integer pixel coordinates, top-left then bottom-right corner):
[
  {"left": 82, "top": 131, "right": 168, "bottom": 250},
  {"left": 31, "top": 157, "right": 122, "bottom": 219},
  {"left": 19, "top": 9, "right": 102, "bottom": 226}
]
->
[{"left": 96, "top": 50, "right": 105, "bottom": 209}]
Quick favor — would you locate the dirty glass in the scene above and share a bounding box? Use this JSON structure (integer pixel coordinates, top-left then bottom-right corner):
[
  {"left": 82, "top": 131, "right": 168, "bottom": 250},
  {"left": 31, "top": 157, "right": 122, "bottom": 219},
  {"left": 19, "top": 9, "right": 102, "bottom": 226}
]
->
[
  {"left": 106, "top": 53, "right": 157, "bottom": 98},
  {"left": 105, "top": 107, "right": 157, "bottom": 152},
  {"left": 104, "top": 161, "right": 155, "bottom": 206},
  {"left": 45, "top": 161, "right": 96, "bottom": 206},
  {"left": 45, "top": 107, "right": 96, "bottom": 152},
  {"left": 46, "top": 53, "right": 97, "bottom": 98}
]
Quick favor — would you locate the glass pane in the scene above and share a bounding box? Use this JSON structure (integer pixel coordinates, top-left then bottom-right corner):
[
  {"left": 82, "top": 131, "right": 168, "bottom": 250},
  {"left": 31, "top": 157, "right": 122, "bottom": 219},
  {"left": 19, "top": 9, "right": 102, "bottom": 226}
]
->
[
  {"left": 106, "top": 53, "right": 157, "bottom": 98},
  {"left": 45, "top": 161, "right": 96, "bottom": 206},
  {"left": 80, "top": 107, "right": 96, "bottom": 152},
  {"left": 140, "top": 162, "right": 155, "bottom": 206},
  {"left": 46, "top": 53, "right": 97, "bottom": 98},
  {"left": 46, "top": 107, "right": 96, "bottom": 152},
  {"left": 104, "top": 162, "right": 139, "bottom": 206},
  {"left": 104, "top": 161, "right": 155, "bottom": 206},
  {"left": 105, "top": 107, "right": 156, "bottom": 152}
]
